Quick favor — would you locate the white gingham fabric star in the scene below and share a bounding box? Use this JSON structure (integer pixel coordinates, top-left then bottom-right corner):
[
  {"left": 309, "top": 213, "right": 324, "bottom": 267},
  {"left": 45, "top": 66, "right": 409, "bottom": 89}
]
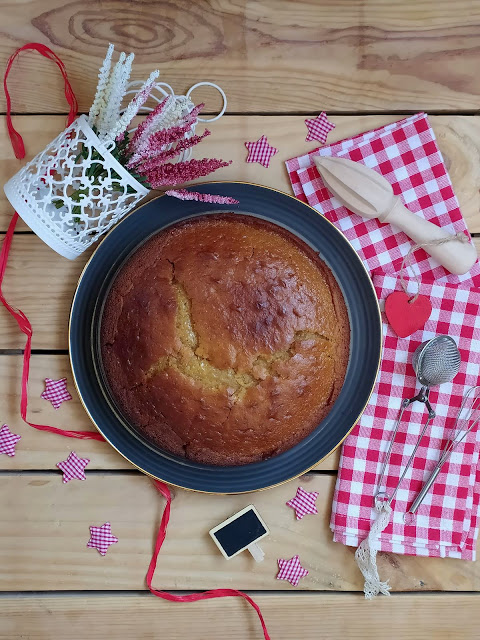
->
[
  {"left": 41, "top": 377, "right": 72, "bottom": 409},
  {"left": 0, "top": 424, "right": 21, "bottom": 457},
  {"left": 304, "top": 112, "right": 335, "bottom": 144},
  {"left": 286, "top": 486, "right": 319, "bottom": 520},
  {"left": 245, "top": 135, "right": 278, "bottom": 168},
  {"left": 87, "top": 522, "right": 118, "bottom": 556},
  {"left": 276, "top": 555, "right": 309, "bottom": 587},
  {"left": 57, "top": 451, "right": 90, "bottom": 483}
]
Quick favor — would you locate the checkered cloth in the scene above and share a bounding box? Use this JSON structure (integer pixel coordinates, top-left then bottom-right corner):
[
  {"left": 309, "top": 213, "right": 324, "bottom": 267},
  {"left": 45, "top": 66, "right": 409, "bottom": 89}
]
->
[
  {"left": 57, "top": 451, "right": 90, "bottom": 483},
  {"left": 245, "top": 135, "right": 278, "bottom": 168},
  {"left": 276, "top": 555, "right": 309, "bottom": 586},
  {"left": 286, "top": 112, "right": 480, "bottom": 286},
  {"left": 0, "top": 424, "right": 21, "bottom": 457},
  {"left": 333, "top": 274, "right": 480, "bottom": 559},
  {"left": 286, "top": 487, "right": 319, "bottom": 520},
  {"left": 305, "top": 112, "right": 336, "bottom": 143},
  {"left": 41, "top": 377, "right": 72, "bottom": 410},
  {"left": 286, "top": 113, "right": 480, "bottom": 560}
]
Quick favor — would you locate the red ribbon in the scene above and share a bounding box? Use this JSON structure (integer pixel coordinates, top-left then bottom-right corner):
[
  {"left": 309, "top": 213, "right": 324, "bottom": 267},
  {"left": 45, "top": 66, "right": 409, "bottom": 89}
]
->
[
  {"left": 1, "top": 43, "right": 270, "bottom": 639},
  {"left": 0, "top": 211, "right": 104, "bottom": 440},
  {"left": 4, "top": 43, "right": 78, "bottom": 159},
  {"left": 148, "top": 480, "right": 271, "bottom": 639},
  {"left": 1, "top": 43, "right": 102, "bottom": 440}
]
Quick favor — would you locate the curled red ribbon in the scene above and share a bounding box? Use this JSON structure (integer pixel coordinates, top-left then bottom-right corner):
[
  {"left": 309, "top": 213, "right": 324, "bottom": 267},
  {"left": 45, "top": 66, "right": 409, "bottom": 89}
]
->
[
  {"left": 0, "top": 210, "right": 103, "bottom": 439},
  {"left": 149, "top": 480, "right": 271, "bottom": 639},
  {"left": 1, "top": 43, "right": 270, "bottom": 639},
  {"left": 1, "top": 43, "right": 101, "bottom": 440},
  {"left": 4, "top": 43, "right": 78, "bottom": 159}
]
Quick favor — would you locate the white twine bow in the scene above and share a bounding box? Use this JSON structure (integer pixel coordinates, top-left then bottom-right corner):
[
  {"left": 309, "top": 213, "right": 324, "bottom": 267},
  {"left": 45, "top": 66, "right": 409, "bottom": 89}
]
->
[
  {"left": 354, "top": 498, "right": 392, "bottom": 599},
  {"left": 399, "top": 232, "right": 469, "bottom": 302}
]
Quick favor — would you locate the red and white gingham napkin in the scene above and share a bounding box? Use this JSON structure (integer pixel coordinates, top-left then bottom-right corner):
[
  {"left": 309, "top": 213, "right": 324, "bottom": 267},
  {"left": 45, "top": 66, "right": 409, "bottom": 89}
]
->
[
  {"left": 286, "top": 113, "right": 480, "bottom": 559},
  {"left": 333, "top": 274, "right": 480, "bottom": 559},
  {"left": 286, "top": 113, "right": 480, "bottom": 286}
]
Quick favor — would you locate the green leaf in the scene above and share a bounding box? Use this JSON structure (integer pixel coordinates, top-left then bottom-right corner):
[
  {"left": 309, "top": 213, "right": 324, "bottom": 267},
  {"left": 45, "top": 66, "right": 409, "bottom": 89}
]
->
[{"left": 70, "top": 188, "right": 89, "bottom": 203}]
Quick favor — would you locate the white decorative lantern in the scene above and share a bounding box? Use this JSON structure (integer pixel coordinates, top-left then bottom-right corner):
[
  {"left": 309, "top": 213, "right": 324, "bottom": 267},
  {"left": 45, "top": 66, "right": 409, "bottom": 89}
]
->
[
  {"left": 4, "top": 114, "right": 149, "bottom": 260},
  {"left": 4, "top": 78, "right": 226, "bottom": 261}
]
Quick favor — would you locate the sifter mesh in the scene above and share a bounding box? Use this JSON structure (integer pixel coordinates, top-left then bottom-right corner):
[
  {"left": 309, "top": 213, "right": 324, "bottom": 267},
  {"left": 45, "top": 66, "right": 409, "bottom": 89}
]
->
[{"left": 412, "top": 335, "right": 461, "bottom": 387}]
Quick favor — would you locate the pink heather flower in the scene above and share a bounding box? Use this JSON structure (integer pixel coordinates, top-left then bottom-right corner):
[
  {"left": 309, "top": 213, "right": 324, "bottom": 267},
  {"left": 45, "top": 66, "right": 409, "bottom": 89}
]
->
[
  {"left": 134, "top": 130, "right": 211, "bottom": 171},
  {"left": 165, "top": 189, "right": 239, "bottom": 205},
  {"left": 127, "top": 119, "right": 198, "bottom": 168},
  {"left": 140, "top": 158, "right": 232, "bottom": 189},
  {"left": 128, "top": 101, "right": 205, "bottom": 162},
  {"left": 184, "top": 102, "right": 205, "bottom": 125},
  {"left": 128, "top": 95, "right": 171, "bottom": 154}
]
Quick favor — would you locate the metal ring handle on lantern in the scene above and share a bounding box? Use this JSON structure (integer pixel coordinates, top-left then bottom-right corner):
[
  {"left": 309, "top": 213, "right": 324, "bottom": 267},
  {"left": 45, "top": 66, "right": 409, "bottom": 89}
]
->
[
  {"left": 123, "top": 80, "right": 227, "bottom": 123},
  {"left": 185, "top": 82, "right": 227, "bottom": 122}
]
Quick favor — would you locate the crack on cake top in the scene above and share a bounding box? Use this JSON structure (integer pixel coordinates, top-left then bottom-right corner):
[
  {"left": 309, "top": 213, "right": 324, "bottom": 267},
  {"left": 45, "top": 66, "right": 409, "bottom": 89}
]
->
[{"left": 145, "top": 272, "right": 333, "bottom": 400}]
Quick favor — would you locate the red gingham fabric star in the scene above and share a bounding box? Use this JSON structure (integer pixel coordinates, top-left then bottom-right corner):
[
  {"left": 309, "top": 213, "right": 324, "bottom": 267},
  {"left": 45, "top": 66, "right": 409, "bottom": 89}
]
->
[
  {"left": 276, "top": 555, "right": 309, "bottom": 587},
  {"left": 286, "top": 486, "right": 319, "bottom": 520},
  {"left": 304, "top": 112, "right": 335, "bottom": 144},
  {"left": 245, "top": 135, "right": 278, "bottom": 168},
  {"left": 87, "top": 522, "right": 118, "bottom": 556},
  {"left": 41, "top": 377, "right": 72, "bottom": 409},
  {"left": 0, "top": 424, "right": 21, "bottom": 457},
  {"left": 57, "top": 451, "right": 90, "bottom": 483}
]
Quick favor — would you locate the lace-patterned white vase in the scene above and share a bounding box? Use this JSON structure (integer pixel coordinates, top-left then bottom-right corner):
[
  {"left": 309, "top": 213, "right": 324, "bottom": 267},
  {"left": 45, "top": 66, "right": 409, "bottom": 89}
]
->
[{"left": 3, "top": 114, "right": 149, "bottom": 260}]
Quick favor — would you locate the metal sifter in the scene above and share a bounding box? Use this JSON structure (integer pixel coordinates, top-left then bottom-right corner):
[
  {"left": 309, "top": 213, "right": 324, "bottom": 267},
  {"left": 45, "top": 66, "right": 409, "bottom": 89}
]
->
[{"left": 375, "top": 335, "right": 461, "bottom": 506}]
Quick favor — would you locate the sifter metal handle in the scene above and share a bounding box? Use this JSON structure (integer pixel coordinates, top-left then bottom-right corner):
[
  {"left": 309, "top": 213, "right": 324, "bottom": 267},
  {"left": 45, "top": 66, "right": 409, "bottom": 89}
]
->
[{"left": 408, "top": 465, "right": 443, "bottom": 514}]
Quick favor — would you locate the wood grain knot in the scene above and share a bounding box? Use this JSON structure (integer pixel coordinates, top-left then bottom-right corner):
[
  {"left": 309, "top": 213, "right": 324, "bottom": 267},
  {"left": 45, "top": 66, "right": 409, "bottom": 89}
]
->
[{"left": 33, "top": 1, "right": 226, "bottom": 62}]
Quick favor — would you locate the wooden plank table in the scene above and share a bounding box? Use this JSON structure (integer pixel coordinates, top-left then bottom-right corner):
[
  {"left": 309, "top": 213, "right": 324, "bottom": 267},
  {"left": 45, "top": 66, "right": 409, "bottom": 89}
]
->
[{"left": 1, "top": 2, "right": 480, "bottom": 638}]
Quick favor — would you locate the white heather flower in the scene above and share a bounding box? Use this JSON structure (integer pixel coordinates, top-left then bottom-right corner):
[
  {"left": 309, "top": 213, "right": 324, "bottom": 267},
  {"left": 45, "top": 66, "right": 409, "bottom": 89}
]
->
[
  {"left": 109, "top": 69, "right": 160, "bottom": 141},
  {"left": 111, "top": 52, "right": 135, "bottom": 130},
  {"left": 157, "top": 101, "right": 186, "bottom": 130},
  {"left": 88, "top": 43, "right": 114, "bottom": 128},
  {"left": 98, "top": 52, "right": 136, "bottom": 140},
  {"left": 95, "top": 51, "right": 125, "bottom": 138}
]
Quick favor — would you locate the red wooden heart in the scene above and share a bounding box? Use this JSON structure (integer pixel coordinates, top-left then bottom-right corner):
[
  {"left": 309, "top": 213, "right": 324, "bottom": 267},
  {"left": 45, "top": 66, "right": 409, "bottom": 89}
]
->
[{"left": 384, "top": 291, "right": 432, "bottom": 338}]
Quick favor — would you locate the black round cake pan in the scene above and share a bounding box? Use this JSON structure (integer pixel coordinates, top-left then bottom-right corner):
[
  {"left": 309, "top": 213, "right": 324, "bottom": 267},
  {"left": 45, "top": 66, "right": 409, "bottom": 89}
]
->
[{"left": 69, "top": 182, "right": 382, "bottom": 493}]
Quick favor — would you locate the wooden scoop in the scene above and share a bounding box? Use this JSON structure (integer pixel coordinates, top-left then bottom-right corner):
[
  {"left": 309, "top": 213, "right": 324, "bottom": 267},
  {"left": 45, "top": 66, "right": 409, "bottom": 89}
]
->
[{"left": 314, "top": 155, "right": 477, "bottom": 275}]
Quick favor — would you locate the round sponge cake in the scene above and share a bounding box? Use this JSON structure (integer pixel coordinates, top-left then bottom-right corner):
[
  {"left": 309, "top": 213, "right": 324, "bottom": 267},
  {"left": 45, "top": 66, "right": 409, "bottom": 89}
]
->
[{"left": 100, "top": 214, "right": 349, "bottom": 466}]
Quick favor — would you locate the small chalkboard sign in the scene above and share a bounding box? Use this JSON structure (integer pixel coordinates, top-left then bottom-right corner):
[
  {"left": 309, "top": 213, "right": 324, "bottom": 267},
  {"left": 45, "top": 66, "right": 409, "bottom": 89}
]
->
[{"left": 209, "top": 505, "right": 269, "bottom": 562}]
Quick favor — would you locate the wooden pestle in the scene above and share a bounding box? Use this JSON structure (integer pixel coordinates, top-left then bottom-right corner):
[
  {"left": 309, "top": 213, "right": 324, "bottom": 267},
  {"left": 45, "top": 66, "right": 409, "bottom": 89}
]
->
[{"left": 314, "top": 155, "right": 478, "bottom": 275}]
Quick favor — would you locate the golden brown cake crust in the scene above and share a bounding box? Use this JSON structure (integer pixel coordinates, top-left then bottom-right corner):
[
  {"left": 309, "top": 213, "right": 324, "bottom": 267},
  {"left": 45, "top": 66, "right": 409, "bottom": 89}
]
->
[{"left": 101, "top": 214, "right": 350, "bottom": 465}]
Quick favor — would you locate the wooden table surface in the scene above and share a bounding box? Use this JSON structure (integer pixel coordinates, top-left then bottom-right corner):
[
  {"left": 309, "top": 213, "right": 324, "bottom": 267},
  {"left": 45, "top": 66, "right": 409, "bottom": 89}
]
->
[{"left": 1, "top": 2, "right": 480, "bottom": 638}]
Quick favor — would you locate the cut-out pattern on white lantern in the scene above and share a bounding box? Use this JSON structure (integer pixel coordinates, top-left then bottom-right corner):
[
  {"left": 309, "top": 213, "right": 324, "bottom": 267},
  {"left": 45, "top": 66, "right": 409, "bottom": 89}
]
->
[
  {"left": 4, "top": 80, "right": 227, "bottom": 260},
  {"left": 4, "top": 115, "right": 149, "bottom": 260}
]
